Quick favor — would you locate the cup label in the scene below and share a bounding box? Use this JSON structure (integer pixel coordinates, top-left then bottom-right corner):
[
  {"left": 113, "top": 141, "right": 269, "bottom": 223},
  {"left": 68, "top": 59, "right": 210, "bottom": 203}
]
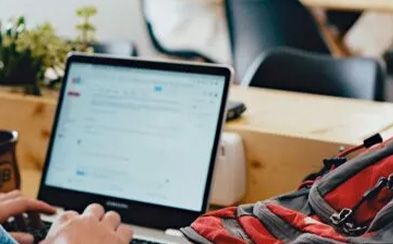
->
[{"left": 0, "top": 162, "right": 17, "bottom": 192}]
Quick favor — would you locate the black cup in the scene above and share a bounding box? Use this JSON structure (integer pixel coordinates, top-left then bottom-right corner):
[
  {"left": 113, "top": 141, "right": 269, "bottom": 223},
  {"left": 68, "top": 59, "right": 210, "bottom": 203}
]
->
[{"left": 0, "top": 130, "right": 21, "bottom": 192}]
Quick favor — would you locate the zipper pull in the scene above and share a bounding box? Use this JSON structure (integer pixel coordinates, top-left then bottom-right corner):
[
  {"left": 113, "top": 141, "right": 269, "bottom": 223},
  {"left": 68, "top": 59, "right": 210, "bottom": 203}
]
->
[
  {"left": 387, "top": 174, "right": 393, "bottom": 190},
  {"left": 343, "top": 222, "right": 368, "bottom": 236},
  {"left": 323, "top": 157, "right": 347, "bottom": 170},
  {"left": 362, "top": 177, "right": 388, "bottom": 201},
  {"left": 363, "top": 133, "right": 383, "bottom": 148},
  {"left": 330, "top": 208, "right": 353, "bottom": 226}
]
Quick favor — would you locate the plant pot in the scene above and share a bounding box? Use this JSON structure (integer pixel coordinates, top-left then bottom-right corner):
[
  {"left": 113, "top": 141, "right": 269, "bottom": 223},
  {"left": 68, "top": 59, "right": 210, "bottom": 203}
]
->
[{"left": 0, "top": 51, "right": 44, "bottom": 96}]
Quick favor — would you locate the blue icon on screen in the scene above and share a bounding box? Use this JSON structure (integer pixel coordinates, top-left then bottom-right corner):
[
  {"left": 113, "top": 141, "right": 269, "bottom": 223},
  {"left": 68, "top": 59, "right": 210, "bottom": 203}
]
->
[
  {"left": 154, "top": 85, "right": 163, "bottom": 92},
  {"left": 76, "top": 170, "right": 86, "bottom": 176}
]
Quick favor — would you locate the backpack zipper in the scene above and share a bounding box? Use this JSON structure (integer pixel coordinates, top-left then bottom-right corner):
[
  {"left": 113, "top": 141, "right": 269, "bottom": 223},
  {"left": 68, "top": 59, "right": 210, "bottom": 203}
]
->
[
  {"left": 318, "top": 175, "right": 393, "bottom": 236},
  {"left": 309, "top": 184, "right": 337, "bottom": 222}
]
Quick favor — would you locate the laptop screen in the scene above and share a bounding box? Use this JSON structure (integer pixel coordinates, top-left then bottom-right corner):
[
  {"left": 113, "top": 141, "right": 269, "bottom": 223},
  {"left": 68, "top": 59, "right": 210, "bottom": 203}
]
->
[{"left": 44, "top": 62, "right": 226, "bottom": 212}]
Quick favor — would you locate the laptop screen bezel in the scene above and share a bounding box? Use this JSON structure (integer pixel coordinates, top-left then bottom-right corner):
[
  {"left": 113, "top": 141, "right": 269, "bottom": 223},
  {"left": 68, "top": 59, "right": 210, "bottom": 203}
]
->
[{"left": 38, "top": 53, "right": 232, "bottom": 229}]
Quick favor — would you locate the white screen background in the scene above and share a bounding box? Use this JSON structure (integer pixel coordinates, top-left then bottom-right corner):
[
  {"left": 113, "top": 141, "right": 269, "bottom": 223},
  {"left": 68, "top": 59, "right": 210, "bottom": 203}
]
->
[{"left": 45, "top": 63, "right": 226, "bottom": 211}]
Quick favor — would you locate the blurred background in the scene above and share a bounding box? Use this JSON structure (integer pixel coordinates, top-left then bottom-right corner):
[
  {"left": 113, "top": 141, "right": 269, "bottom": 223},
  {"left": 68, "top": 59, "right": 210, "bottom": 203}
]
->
[
  {"left": 1, "top": 0, "right": 393, "bottom": 100},
  {"left": 2, "top": 0, "right": 393, "bottom": 205}
]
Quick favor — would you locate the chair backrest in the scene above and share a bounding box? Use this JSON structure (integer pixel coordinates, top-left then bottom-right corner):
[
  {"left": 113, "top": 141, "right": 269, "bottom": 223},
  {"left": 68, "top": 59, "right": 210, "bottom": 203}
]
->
[
  {"left": 243, "top": 47, "right": 385, "bottom": 101},
  {"left": 93, "top": 41, "right": 138, "bottom": 57},
  {"left": 225, "top": 0, "right": 331, "bottom": 81},
  {"left": 141, "top": 0, "right": 215, "bottom": 63}
]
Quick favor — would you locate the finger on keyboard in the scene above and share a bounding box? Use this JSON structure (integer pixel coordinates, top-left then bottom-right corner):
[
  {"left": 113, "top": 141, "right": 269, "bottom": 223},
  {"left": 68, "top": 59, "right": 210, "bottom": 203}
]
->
[
  {"left": 28, "top": 212, "right": 44, "bottom": 229},
  {"left": 14, "top": 214, "right": 27, "bottom": 232}
]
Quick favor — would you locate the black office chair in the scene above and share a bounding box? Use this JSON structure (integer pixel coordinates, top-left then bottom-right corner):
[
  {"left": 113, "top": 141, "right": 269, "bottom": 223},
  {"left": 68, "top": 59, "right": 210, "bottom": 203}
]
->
[
  {"left": 326, "top": 11, "right": 361, "bottom": 36},
  {"left": 243, "top": 47, "right": 385, "bottom": 101},
  {"left": 225, "top": 0, "right": 331, "bottom": 81},
  {"left": 93, "top": 41, "right": 138, "bottom": 57},
  {"left": 140, "top": 0, "right": 215, "bottom": 63}
]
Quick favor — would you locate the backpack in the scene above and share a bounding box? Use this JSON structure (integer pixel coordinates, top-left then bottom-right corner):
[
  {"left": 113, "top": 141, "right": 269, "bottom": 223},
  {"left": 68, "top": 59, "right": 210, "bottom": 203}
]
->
[{"left": 181, "top": 134, "right": 393, "bottom": 243}]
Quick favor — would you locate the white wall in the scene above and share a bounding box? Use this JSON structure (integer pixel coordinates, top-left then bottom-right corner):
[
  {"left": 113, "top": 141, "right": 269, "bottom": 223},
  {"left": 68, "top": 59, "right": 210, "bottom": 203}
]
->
[{"left": 0, "top": 0, "right": 156, "bottom": 56}]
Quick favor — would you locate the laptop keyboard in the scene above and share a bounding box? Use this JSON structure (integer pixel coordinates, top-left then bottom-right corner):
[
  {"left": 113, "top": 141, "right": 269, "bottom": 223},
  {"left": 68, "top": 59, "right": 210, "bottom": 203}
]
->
[
  {"left": 3, "top": 219, "right": 52, "bottom": 243},
  {"left": 4, "top": 219, "right": 165, "bottom": 244}
]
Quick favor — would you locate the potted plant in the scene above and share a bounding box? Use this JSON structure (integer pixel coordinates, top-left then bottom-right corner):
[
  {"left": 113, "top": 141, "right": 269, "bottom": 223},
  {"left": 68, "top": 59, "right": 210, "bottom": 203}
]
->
[
  {"left": 0, "top": 17, "right": 70, "bottom": 95},
  {"left": 75, "top": 6, "right": 97, "bottom": 53},
  {"left": 0, "top": 6, "right": 97, "bottom": 96}
]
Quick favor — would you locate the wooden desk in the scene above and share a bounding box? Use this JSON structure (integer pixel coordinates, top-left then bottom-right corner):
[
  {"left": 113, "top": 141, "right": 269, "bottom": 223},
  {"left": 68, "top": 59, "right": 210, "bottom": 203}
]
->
[
  {"left": 301, "top": 0, "right": 393, "bottom": 12},
  {"left": 227, "top": 87, "right": 393, "bottom": 145},
  {"left": 2, "top": 86, "right": 393, "bottom": 202}
]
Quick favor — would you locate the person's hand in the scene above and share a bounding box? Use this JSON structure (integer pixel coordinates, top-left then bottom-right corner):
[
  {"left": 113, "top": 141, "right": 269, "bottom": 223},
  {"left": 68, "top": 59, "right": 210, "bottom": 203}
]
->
[
  {"left": 42, "top": 203, "right": 133, "bottom": 244},
  {"left": 0, "top": 190, "right": 56, "bottom": 244}
]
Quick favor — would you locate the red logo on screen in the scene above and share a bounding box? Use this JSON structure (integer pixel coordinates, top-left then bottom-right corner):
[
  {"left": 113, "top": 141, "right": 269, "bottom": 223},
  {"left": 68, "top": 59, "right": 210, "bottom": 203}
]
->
[{"left": 67, "top": 91, "right": 80, "bottom": 97}]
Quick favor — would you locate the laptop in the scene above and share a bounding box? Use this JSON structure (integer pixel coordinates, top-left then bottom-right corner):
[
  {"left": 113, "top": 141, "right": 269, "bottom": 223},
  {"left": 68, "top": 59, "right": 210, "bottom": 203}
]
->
[{"left": 36, "top": 54, "right": 232, "bottom": 243}]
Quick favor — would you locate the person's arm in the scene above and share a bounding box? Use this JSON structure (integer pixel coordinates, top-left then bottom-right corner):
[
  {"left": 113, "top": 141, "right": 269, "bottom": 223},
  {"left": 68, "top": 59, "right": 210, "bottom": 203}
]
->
[{"left": 0, "top": 225, "right": 17, "bottom": 244}]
